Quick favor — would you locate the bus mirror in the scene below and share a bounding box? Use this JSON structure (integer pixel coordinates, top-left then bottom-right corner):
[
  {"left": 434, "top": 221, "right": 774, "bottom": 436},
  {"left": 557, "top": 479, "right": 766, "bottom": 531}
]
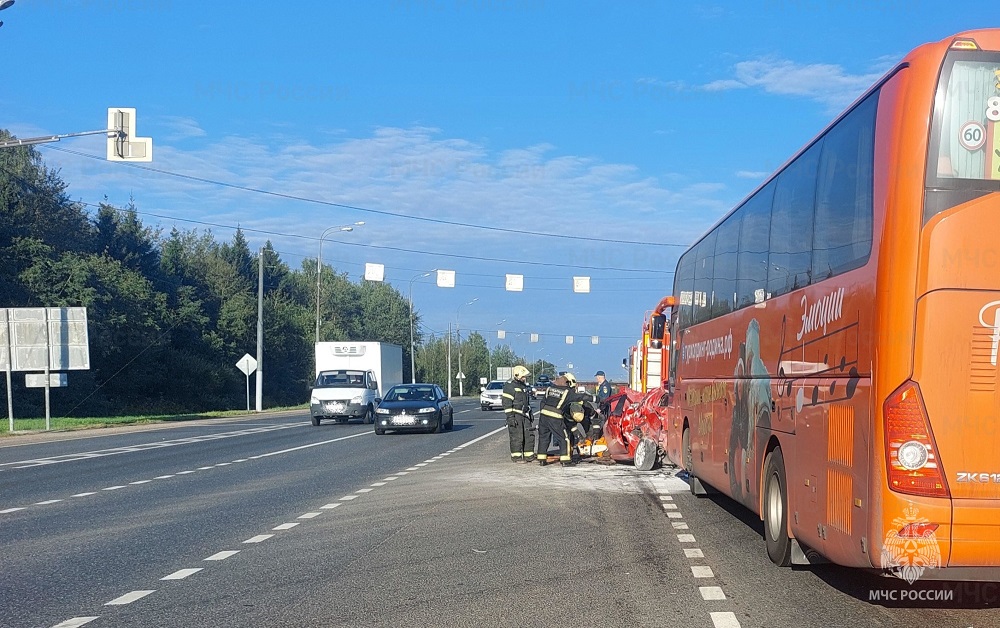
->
[{"left": 650, "top": 313, "right": 666, "bottom": 343}]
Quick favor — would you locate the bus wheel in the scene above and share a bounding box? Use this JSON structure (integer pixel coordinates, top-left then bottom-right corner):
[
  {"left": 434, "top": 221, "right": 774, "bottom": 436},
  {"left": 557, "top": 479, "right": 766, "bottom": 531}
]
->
[
  {"left": 682, "top": 426, "right": 693, "bottom": 471},
  {"left": 763, "top": 447, "right": 792, "bottom": 567}
]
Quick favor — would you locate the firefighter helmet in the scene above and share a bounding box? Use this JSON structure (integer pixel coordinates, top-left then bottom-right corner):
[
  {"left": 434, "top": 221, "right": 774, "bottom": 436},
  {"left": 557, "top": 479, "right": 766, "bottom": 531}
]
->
[
  {"left": 512, "top": 365, "right": 530, "bottom": 379},
  {"left": 564, "top": 373, "right": 577, "bottom": 386}
]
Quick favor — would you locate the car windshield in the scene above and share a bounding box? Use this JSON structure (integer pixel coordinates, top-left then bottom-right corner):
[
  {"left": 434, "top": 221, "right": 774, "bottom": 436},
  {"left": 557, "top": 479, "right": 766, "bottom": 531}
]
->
[
  {"left": 486, "top": 381, "right": 503, "bottom": 390},
  {"left": 384, "top": 386, "right": 436, "bottom": 402},
  {"left": 314, "top": 370, "right": 367, "bottom": 388}
]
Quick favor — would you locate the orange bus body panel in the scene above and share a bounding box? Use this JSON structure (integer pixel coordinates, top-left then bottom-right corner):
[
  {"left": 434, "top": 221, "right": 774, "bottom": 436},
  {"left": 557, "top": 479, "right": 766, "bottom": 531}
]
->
[{"left": 667, "top": 29, "right": 1000, "bottom": 577}]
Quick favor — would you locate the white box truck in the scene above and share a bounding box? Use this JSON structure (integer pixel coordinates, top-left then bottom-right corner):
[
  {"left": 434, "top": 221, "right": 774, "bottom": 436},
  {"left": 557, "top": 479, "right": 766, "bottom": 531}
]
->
[{"left": 310, "top": 342, "right": 403, "bottom": 426}]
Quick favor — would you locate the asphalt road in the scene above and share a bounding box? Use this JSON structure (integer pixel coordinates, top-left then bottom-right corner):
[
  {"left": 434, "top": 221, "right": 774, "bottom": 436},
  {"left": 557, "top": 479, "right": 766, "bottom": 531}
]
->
[{"left": 1, "top": 399, "right": 998, "bottom": 628}]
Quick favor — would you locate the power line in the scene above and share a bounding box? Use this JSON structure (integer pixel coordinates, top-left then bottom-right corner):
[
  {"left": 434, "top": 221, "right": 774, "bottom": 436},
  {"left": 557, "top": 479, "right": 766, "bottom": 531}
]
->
[{"left": 45, "top": 144, "right": 690, "bottom": 249}]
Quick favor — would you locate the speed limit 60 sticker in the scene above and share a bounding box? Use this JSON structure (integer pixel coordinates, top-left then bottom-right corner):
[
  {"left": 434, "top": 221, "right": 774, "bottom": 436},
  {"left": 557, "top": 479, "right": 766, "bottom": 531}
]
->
[{"left": 960, "top": 121, "right": 986, "bottom": 151}]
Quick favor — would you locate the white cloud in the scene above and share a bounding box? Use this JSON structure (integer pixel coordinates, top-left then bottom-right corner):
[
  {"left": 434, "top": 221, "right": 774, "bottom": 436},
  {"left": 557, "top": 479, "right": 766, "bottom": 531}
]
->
[
  {"left": 701, "top": 57, "right": 885, "bottom": 110},
  {"left": 155, "top": 116, "right": 207, "bottom": 141},
  {"left": 736, "top": 170, "right": 769, "bottom": 179}
]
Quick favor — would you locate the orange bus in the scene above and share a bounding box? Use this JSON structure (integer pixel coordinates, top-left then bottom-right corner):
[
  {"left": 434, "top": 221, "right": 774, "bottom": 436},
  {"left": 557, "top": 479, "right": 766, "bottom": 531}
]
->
[{"left": 662, "top": 30, "right": 1000, "bottom": 580}]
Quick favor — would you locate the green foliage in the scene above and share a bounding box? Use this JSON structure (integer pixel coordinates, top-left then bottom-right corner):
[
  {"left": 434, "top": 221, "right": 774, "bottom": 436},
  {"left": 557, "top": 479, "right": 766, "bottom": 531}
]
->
[{"left": 0, "top": 133, "right": 419, "bottom": 417}]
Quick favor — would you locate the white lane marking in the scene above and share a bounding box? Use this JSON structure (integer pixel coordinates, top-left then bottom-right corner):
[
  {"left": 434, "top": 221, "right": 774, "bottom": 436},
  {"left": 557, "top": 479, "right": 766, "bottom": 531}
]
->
[
  {"left": 395, "top": 471, "right": 409, "bottom": 475},
  {"left": 667, "top": 512, "right": 683, "bottom": 519},
  {"left": 691, "top": 566, "right": 715, "bottom": 578},
  {"left": 103, "top": 486, "right": 126, "bottom": 491},
  {"left": 129, "top": 480, "right": 152, "bottom": 485},
  {"left": 105, "top": 590, "right": 155, "bottom": 605},
  {"left": 699, "top": 586, "right": 727, "bottom": 601},
  {"left": 383, "top": 477, "right": 398, "bottom": 481},
  {"left": 338, "top": 495, "right": 358, "bottom": 501},
  {"left": 161, "top": 568, "right": 202, "bottom": 580},
  {"left": 356, "top": 488, "right": 374, "bottom": 493},
  {"left": 35, "top": 499, "right": 63, "bottom": 505},
  {"left": 659, "top": 495, "right": 674, "bottom": 501},
  {"left": 176, "top": 471, "right": 195, "bottom": 475},
  {"left": 197, "top": 466, "right": 214, "bottom": 470},
  {"left": 72, "top": 492, "right": 96, "bottom": 497},
  {"left": 51, "top": 617, "right": 100, "bottom": 628},
  {"left": 405, "top": 467, "right": 420, "bottom": 471},
  {"left": 154, "top": 475, "right": 174, "bottom": 479},
  {"left": 678, "top": 534, "right": 696, "bottom": 543},
  {"left": 249, "top": 431, "right": 370, "bottom": 460},
  {"left": 662, "top": 503, "right": 678, "bottom": 509},
  {"left": 684, "top": 548, "right": 705, "bottom": 558},
  {"left": 2, "top": 423, "right": 304, "bottom": 468},
  {"left": 0, "top": 507, "right": 25, "bottom": 513},
  {"left": 273, "top": 523, "right": 299, "bottom": 530},
  {"left": 370, "top": 482, "right": 387, "bottom": 487},
  {"left": 320, "top": 503, "right": 342, "bottom": 509},
  {"left": 415, "top": 463, "right": 428, "bottom": 467},
  {"left": 216, "top": 462, "right": 232, "bottom": 466},
  {"left": 243, "top": 534, "right": 273, "bottom": 544},
  {"left": 298, "top": 512, "right": 322, "bottom": 519},
  {"left": 672, "top": 522, "right": 690, "bottom": 529},
  {"left": 232, "top": 459, "right": 248, "bottom": 463},
  {"left": 710, "top": 612, "right": 742, "bottom": 628},
  {"left": 205, "top": 551, "right": 240, "bottom": 561}
]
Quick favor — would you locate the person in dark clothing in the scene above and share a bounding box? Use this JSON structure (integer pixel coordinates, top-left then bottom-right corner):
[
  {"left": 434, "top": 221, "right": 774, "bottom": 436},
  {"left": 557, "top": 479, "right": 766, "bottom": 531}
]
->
[
  {"left": 594, "top": 370, "right": 613, "bottom": 415},
  {"left": 537, "top": 374, "right": 588, "bottom": 466},
  {"left": 502, "top": 365, "right": 535, "bottom": 463}
]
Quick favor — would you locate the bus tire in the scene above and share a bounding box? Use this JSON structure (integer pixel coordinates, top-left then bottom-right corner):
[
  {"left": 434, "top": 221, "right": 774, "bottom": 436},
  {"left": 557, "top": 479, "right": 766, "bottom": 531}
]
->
[
  {"left": 682, "top": 426, "right": 693, "bottom": 471},
  {"left": 763, "top": 447, "right": 792, "bottom": 567}
]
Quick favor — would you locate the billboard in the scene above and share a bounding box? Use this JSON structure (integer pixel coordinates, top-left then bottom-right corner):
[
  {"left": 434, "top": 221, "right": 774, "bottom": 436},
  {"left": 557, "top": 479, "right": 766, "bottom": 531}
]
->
[{"left": 0, "top": 307, "right": 90, "bottom": 372}]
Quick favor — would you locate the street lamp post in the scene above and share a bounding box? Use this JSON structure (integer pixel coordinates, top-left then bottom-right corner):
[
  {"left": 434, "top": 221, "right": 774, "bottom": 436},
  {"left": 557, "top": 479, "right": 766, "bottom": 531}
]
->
[
  {"left": 315, "top": 222, "right": 364, "bottom": 344},
  {"left": 407, "top": 270, "right": 436, "bottom": 384},
  {"left": 455, "top": 298, "right": 478, "bottom": 397}
]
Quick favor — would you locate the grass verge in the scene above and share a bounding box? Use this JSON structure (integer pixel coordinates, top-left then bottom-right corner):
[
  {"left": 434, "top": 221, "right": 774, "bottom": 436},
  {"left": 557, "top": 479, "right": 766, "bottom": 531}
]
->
[{"left": 0, "top": 404, "right": 309, "bottom": 436}]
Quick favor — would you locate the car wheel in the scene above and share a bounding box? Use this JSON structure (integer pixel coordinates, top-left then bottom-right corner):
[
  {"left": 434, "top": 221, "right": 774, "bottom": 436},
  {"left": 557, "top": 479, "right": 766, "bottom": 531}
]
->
[
  {"left": 363, "top": 405, "right": 375, "bottom": 424},
  {"left": 375, "top": 427, "right": 385, "bottom": 435},
  {"left": 481, "top": 404, "right": 488, "bottom": 411},
  {"left": 311, "top": 416, "right": 320, "bottom": 426},
  {"left": 430, "top": 416, "right": 441, "bottom": 434},
  {"left": 446, "top": 411, "right": 454, "bottom": 431}
]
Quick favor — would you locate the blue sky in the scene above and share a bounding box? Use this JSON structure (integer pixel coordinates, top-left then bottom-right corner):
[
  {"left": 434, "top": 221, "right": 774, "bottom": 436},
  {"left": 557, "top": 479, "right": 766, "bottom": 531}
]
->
[{"left": 0, "top": 1, "right": 991, "bottom": 383}]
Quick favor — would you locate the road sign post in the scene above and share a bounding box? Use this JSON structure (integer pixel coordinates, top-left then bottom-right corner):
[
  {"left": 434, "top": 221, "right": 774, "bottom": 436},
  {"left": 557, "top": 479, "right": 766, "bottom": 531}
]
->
[{"left": 235, "top": 354, "right": 258, "bottom": 412}]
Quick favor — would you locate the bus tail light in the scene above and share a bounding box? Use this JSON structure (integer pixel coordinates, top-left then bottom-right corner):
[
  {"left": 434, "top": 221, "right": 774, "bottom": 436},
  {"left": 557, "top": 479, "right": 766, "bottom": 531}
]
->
[{"left": 884, "top": 381, "right": 950, "bottom": 498}]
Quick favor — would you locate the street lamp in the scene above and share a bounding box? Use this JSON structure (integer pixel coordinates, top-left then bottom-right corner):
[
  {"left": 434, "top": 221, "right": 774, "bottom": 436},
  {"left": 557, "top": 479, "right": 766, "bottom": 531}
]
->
[
  {"left": 315, "top": 221, "right": 364, "bottom": 344},
  {"left": 455, "top": 298, "right": 478, "bottom": 397},
  {"left": 408, "top": 270, "right": 436, "bottom": 384}
]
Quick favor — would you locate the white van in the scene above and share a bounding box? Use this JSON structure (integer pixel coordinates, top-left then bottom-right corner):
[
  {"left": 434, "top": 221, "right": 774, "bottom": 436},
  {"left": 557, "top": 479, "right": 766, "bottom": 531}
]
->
[{"left": 310, "top": 369, "right": 380, "bottom": 425}]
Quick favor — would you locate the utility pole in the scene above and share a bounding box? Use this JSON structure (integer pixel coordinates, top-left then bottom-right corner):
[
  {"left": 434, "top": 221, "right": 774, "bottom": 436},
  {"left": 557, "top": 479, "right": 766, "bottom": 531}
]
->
[{"left": 255, "top": 246, "right": 263, "bottom": 412}]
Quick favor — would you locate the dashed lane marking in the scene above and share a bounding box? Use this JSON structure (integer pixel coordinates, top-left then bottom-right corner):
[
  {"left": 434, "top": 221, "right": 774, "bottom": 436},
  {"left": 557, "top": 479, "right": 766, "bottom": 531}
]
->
[
  {"left": 161, "top": 568, "right": 202, "bottom": 580},
  {"left": 699, "top": 586, "right": 727, "bottom": 601},
  {"left": 273, "top": 523, "right": 299, "bottom": 530},
  {"left": 104, "top": 590, "right": 155, "bottom": 606},
  {"left": 710, "top": 612, "right": 742, "bottom": 628},
  {"left": 243, "top": 534, "right": 273, "bottom": 544},
  {"left": 205, "top": 551, "right": 240, "bottom": 561},
  {"left": 50, "top": 617, "right": 99, "bottom": 628},
  {"left": 691, "top": 566, "right": 715, "bottom": 578}
]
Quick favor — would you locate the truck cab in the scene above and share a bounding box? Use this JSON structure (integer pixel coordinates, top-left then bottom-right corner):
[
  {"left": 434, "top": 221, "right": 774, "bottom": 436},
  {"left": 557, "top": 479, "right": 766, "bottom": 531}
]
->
[{"left": 310, "top": 369, "right": 380, "bottom": 425}]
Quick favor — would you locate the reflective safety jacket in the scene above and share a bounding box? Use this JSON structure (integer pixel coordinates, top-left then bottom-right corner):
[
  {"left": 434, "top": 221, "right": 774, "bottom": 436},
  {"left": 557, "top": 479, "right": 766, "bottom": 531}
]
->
[
  {"left": 539, "top": 384, "right": 587, "bottom": 422},
  {"left": 502, "top": 378, "right": 532, "bottom": 417}
]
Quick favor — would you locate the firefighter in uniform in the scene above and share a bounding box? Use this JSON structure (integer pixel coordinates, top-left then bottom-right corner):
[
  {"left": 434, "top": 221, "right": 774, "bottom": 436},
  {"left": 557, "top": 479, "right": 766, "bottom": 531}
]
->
[
  {"left": 502, "top": 365, "right": 535, "bottom": 463},
  {"left": 537, "top": 374, "right": 587, "bottom": 466},
  {"left": 561, "top": 373, "right": 589, "bottom": 461}
]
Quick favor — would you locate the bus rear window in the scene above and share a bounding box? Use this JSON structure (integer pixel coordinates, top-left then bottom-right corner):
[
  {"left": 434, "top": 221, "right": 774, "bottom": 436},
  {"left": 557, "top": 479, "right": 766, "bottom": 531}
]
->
[
  {"left": 932, "top": 58, "right": 1000, "bottom": 181},
  {"left": 926, "top": 54, "right": 1000, "bottom": 220}
]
